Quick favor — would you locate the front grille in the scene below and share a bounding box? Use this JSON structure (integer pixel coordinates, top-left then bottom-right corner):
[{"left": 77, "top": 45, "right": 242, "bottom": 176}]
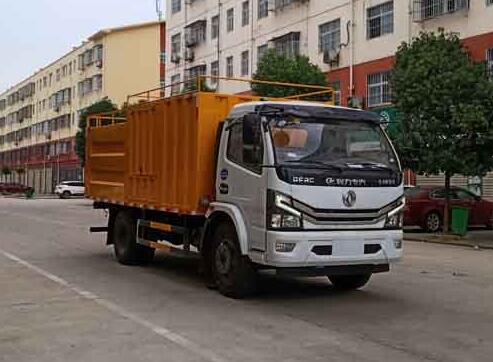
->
[{"left": 293, "top": 197, "right": 403, "bottom": 224}]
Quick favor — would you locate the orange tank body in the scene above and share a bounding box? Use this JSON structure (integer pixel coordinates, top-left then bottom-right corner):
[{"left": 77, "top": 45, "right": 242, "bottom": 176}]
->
[{"left": 85, "top": 92, "right": 265, "bottom": 215}]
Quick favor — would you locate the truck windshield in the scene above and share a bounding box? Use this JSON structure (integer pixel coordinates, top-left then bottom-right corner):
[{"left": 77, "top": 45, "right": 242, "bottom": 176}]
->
[{"left": 269, "top": 117, "right": 399, "bottom": 171}]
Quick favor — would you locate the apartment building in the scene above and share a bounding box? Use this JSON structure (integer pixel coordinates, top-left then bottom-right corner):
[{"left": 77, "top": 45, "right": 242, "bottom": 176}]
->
[
  {"left": 0, "top": 20, "right": 165, "bottom": 194},
  {"left": 166, "top": 0, "right": 493, "bottom": 197}
]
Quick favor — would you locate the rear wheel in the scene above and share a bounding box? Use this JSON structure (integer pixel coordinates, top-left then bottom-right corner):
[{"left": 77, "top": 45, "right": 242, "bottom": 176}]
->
[
  {"left": 113, "top": 211, "right": 154, "bottom": 265},
  {"left": 212, "top": 222, "right": 256, "bottom": 298},
  {"left": 328, "top": 274, "right": 371, "bottom": 291},
  {"left": 424, "top": 211, "right": 441, "bottom": 233}
]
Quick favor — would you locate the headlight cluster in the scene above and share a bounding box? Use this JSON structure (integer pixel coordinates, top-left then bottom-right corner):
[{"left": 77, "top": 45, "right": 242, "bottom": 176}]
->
[
  {"left": 267, "top": 190, "right": 303, "bottom": 230},
  {"left": 384, "top": 198, "right": 405, "bottom": 229},
  {"left": 384, "top": 211, "right": 403, "bottom": 229}
]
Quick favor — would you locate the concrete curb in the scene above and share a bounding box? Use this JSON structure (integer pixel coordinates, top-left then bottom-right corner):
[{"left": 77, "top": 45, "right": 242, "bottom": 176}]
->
[
  {"left": 0, "top": 194, "right": 59, "bottom": 199},
  {"left": 405, "top": 236, "right": 493, "bottom": 250}
]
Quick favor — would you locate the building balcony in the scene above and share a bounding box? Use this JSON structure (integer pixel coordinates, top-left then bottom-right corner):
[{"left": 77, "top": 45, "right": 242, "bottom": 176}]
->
[
  {"left": 274, "top": 0, "right": 309, "bottom": 12},
  {"left": 413, "top": 0, "right": 469, "bottom": 22}
]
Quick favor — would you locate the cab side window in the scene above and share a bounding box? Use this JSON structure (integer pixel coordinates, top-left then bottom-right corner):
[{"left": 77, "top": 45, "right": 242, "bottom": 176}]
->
[{"left": 226, "top": 119, "right": 263, "bottom": 174}]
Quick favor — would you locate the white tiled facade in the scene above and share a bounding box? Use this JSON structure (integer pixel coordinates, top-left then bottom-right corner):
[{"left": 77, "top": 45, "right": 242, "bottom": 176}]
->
[{"left": 166, "top": 0, "right": 493, "bottom": 98}]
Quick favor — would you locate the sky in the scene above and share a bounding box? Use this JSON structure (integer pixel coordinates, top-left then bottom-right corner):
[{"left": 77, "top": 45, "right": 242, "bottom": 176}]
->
[{"left": 0, "top": 0, "right": 162, "bottom": 93}]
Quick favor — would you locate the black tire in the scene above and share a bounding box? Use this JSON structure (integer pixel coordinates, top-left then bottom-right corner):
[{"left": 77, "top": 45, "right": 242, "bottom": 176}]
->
[
  {"left": 424, "top": 211, "right": 441, "bottom": 233},
  {"left": 328, "top": 274, "right": 371, "bottom": 291},
  {"left": 62, "top": 190, "right": 71, "bottom": 199},
  {"left": 113, "top": 211, "right": 155, "bottom": 265},
  {"left": 212, "top": 222, "right": 256, "bottom": 298}
]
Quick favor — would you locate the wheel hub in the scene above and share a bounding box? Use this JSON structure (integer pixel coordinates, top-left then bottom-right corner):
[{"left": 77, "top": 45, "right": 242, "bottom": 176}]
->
[{"left": 427, "top": 214, "right": 439, "bottom": 231}]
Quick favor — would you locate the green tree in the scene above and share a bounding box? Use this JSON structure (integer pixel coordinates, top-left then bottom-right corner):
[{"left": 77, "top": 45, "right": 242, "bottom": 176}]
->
[
  {"left": 392, "top": 31, "right": 493, "bottom": 231},
  {"left": 252, "top": 50, "right": 330, "bottom": 99},
  {"left": 75, "top": 98, "right": 118, "bottom": 166}
]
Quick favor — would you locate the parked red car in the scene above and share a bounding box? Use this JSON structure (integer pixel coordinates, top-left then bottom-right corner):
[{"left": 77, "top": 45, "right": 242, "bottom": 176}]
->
[
  {"left": 404, "top": 186, "right": 493, "bottom": 232},
  {"left": 0, "top": 182, "right": 33, "bottom": 194}
]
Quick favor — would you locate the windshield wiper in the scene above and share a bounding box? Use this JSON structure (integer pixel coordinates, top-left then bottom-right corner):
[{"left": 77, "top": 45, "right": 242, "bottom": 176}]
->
[{"left": 282, "top": 160, "right": 344, "bottom": 172}]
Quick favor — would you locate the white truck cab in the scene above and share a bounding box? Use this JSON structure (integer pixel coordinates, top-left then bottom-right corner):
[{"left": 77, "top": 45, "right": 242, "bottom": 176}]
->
[{"left": 207, "top": 101, "right": 403, "bottom": 295}]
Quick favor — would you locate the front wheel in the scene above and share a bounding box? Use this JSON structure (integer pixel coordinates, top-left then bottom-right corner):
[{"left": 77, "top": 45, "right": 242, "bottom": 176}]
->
[
  {"left": 212, "top": 222, "right": 256, "bottom": 298},
  {"left": 328, "top": 274, "right": 371, "bottom": 290},
  {"left": 61, "top": 190, "right": 71, "bottom": 199}
]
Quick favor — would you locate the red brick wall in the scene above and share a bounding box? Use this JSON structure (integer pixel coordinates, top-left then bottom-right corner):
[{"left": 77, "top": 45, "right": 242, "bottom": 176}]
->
[{"left": 327, "top": 31, "right": 493, "bottom": 107}]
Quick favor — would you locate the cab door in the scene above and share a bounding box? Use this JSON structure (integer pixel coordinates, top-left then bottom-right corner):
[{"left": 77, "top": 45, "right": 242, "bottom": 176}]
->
[{"left": 216, "top": 116, "right": 267, "bottom": 252}]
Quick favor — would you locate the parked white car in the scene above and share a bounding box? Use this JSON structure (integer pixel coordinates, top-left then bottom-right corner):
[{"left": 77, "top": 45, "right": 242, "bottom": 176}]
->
[{"left": 55, "top": 181, "right": 85, "bottom": 198}]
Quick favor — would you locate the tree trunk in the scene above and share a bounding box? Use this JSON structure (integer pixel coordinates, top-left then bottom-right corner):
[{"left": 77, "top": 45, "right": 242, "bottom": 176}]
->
[{"left": 443, "top": 173, "right": 451, "bottom": 233}]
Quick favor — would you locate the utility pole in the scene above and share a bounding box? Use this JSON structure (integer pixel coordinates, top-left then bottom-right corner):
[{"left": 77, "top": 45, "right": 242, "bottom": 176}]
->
[{"left": 155, "top": 0, "right": 163, "bottom": 21}]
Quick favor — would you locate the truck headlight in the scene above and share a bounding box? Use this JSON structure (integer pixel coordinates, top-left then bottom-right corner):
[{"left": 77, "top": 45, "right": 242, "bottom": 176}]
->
[
  {"left": 384, "top": 210, "right": 403, "bottom": 229},
  {"left": 267, "top": 190, "right": 303, "bottom": 230}
]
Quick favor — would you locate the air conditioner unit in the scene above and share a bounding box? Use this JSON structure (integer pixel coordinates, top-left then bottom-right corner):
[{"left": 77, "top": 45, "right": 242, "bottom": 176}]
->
[
  {"left": 323, "top": 49, "right": 340, "bottom": 66},
  {"left": 171, "top": 53, "right": 181, "bottom": 64},
  {"left": 274, "top": 0, "right": 309, "bottom": 11},
  {"left": 347, "top": 96, "right": 364, "bottom": 110},
  {"left": 184, "top": 49, "right": 195, "bottom": 62},
  {"left": 96, "top": 60, "right": 103, "bottom": 68}
]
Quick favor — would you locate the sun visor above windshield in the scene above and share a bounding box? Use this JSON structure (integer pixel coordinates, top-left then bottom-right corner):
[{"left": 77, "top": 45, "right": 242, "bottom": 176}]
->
[{"left": 255, "top": 103, "right": 381, "bottom": 123}]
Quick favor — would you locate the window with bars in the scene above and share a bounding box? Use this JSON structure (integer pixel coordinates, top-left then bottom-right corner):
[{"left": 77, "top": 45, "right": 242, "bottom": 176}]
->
[
  {"left": 242, "top": 1, "right": 249, "bottom": 26},
  {"left": 172, "top": 0, "right": 181, "bottom": 14},
  {"left": 241, "top": 51, "right": 249, "bottom": 76},
  {"left": 211, "top": 15, "right": 219, "bottom": 39},
  {"left": 171, "top": 33, "right": 181, "bottom": 58},
  {"left": 257, "top": 44, "right": 268, "bottom": 65},
  {"left": 211, "top": 61, "right": 219, "bottom": 85},
  {"left": 487, "top": 48, "right": 493, "bottom": 78},
  {"left": 367, "top": 71, "right": 392, "bottom": 107},
  {"left": 226, "top": 56, "right": 234, "bottom": 77},
  {"left": 258, "top": 0, "right": 268, "bottom": 19},
  {"left": 275, "top": 0, "right": 295, "bottom": 9},
  {"left": 319, "top": 19, "right": 341, "bottom": 53},
  {"left": 413, "top": 0, "right": 469, "bottom": 21},
  {"left": 185, "top": 21, "right": 206, "bottom": 47},
  {"left": 185, "top": 65, "right": 207, "bottom": 88},
  {"left": 227, "top": 8, "right": 234, "bottom": 32},
  {"left": 367, "top": 1, "right": 394, "bottom": 39},
  {"left": 171, "top": 74, "right": 181, "bottom": 95},
  {"left": 273, "top": 32, "right": 300, "bottom": 58}
]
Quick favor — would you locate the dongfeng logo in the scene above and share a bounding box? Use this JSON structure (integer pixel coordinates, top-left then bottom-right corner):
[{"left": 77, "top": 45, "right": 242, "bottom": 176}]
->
[{"left": 342, "top": 190, "right": 356, "bottom": 207}]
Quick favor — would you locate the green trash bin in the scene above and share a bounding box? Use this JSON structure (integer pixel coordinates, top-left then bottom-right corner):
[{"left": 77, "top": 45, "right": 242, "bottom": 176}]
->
[
  {"left": 451, "top": 206, "right": 469, "bottom": 236},
  {"left": 25, "top": 188, "right": 35, "bottom": 199}
]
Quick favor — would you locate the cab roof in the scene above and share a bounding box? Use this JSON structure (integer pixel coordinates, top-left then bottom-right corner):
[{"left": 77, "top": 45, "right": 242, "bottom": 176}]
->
[{"left": 229, "top": 101, "right": 381, "bottom": 123}]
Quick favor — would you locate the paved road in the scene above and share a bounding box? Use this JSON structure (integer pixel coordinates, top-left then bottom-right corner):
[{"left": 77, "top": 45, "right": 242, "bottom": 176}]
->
[{"left": 1, "top": 198, "right": 492, "bottom": 362}]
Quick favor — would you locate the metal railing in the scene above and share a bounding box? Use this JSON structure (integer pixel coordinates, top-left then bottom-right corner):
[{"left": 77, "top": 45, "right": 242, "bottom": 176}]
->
[
  {"left": 413, "top": 0, "right": 469, "bottom": 22},
  {"left": 126, "top": 76, "right": 335, "bottom": 105},
  {"left": 87, "top": 111, "right": 126, "bottom": 129}
]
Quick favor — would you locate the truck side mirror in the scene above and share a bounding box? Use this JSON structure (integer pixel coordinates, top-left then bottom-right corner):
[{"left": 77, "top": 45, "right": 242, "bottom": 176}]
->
[{"left": 242, "top": 114, "right": 260, "bottom": 146}]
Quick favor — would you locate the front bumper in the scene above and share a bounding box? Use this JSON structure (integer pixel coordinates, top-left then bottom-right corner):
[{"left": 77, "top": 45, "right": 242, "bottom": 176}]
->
[{"left": 256, "top": 229, "right": 403, "bottom": 268}]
